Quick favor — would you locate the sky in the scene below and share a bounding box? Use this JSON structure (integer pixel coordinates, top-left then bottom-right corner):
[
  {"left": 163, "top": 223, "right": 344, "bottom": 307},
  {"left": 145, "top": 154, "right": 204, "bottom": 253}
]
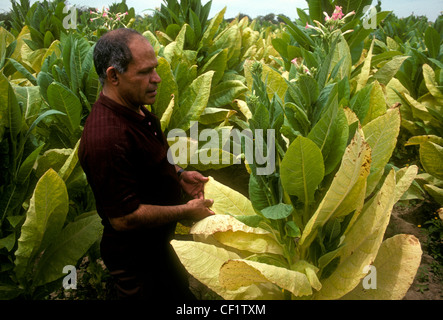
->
[{"left": 0, "top": 0, "right": 442, "bottom": 21}]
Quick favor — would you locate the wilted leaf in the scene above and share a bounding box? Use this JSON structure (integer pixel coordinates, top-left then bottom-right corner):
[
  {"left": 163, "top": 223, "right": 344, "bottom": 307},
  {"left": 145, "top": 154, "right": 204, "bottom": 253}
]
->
[
  {"left": 204, "top": 176, "right": 256, "bottom": 216},
  {"left": 315, "top": 170, "right": 396, "bottom": 300},
  {"left": 171, "top": 240, "right": 283, "bottom": 299},
  {"left": 300, "top": 129, "right": 371, "bottom": 248},
  {"left": 394, "top": 165, "right": 418, "bottom": 203},
  {"left": 190, "top": 209, "right": 281, "bottom": 255},
  {"left": 219, "top": 259, "right": 313, "bottom": 297},
  {"left": 342, "top": 234, "right": 422, "bottom": 300},
  {"left": 363, "top": 108, "right": 400, "bottom": 196}
]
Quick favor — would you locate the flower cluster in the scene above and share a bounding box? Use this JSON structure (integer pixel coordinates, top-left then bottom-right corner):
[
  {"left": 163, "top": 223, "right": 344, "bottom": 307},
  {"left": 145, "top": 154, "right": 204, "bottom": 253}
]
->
[
  {"left": 291, "top": 57, "right": 311, "bottom": 76},
  {"left": 305, "top": 6, "right": 355, "bottom": 36},
  {"left": 89, "top": 7, "right": 130, "bottom": 30},
  {"left": 290, "top": 57, "right": 317, "bottom": 78}
]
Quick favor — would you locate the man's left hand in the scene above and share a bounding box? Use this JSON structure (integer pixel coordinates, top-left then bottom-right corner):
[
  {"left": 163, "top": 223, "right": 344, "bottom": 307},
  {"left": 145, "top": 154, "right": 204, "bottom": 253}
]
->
[{"left": 179, "top": 171, "right": 209, "bottom": 199}]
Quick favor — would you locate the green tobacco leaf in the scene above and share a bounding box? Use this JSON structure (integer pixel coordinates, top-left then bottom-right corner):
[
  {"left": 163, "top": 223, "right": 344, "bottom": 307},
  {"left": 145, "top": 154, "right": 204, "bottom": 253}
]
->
[
  {"left": 350, "top": 83, "right": 372, "bottom": 122},
  {"left": 362, "top": 108, "right": 400, "bottom": 196},
  {"left": 170, "top": 71, "right": 214, "bottom": 131},
  {"left": 219, "top": 259, "right": 313, "bottom": 297},
  {"left": 425, "top": 27, "right": 441, "bottom": 59},
  {"left": 171, "top": 240, "right": 283, "bottom": 299},
  {"left": 14, "top": 85, "right": 43, "bottom": 123},
  {"left": 297, "top": 74, "right": 319, "bottom": 107},
  {"left": 315, "top": 170, "right": 396, "bottom": 300},
  {"left": 204, "top": 176, "right": 256, "bottom": 216},
  {"left": 248, "top": 174, "right": 272, "bottom": 211},
  {"left": 373, "top": 56, "right": 408, "bottom": 86},
  {"left": 308, "top": 97, "right": 349, "bottom": 175},
  {"left": 47, "top": 82, "right": 82, "bottom": 134},
  {"left": 14, "top": 169, "right": 69, "bottom": 282},
  {"left": 299, "top": 129, "right": 371, "bottom": 249},
  {"left": 33, "top": 212, "right": 103, "bottom": 286},
  {"left": 207, "top": 80, "right": 248, "bottom": 108},
  {"left": 8, "top": 58, "right": 37, "bottom": 85},
  {"left": 280, "top": 136, "right": 325, "bottom": 204},
  {"left": 199, "top": 49, "right": 228, "bottom": 86},
  {"left": 16, "top": 144, "right": 44, "bottom": 184},
  {"left": 261, "top": 203, "right": 293, "bottom": 220},
  {"left": 342, "top": 234, "right": 422, "bottom": 300},
  {"left": 307, "top": 0, "right": 323, "bottom": 22}
]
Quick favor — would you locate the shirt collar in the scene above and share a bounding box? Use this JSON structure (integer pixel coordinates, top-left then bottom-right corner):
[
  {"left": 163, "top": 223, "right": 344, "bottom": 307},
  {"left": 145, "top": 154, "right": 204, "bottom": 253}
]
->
[{"left": 98, "top": 92, "right": 157, "bottom": 123}]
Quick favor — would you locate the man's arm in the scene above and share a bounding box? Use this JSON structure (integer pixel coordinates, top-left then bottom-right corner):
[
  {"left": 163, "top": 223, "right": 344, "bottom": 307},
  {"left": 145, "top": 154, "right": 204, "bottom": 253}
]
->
[{"left": 108, "top": 198, "right": 214, "bottom": 232}]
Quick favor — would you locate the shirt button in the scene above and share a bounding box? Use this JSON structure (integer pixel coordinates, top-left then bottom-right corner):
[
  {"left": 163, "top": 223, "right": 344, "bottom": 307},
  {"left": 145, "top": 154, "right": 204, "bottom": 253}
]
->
[
  {"left": 148, "top": 122, "right": 151, "bottom": 125},
  {"left": 154, "top": 132, "right": 157, "bottom": 135}
]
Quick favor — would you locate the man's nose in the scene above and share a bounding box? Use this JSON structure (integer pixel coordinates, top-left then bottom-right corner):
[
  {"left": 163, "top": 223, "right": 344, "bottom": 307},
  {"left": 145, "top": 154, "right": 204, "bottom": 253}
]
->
[{"left": 152, "top": 70, "right": 161, "bottom": 84}]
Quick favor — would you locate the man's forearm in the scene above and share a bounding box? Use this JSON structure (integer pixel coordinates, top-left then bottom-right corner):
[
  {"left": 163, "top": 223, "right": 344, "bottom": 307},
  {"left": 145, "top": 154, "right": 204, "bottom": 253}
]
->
[
  {"left": 108, "top": 198, "right": 214, "bottom": 232},
  {"left": 109, "top": 203, "right": 188, "bottom": 231}
]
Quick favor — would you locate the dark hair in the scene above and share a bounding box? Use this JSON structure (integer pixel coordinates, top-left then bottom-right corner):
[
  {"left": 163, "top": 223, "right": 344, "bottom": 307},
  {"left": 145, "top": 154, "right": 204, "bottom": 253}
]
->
[{"left": 93, "top": 28, "right": 144, "bottom": 86}]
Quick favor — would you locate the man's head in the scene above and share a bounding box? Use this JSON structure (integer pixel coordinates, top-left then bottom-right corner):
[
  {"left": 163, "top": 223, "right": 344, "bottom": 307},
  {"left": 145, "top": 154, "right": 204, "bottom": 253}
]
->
[{"left": 93, "top": 28, "right": 161, "bottom": 108}]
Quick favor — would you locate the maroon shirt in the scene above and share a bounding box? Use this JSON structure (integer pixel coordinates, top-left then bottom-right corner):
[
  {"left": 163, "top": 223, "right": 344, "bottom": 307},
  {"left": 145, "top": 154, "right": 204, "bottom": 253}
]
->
[{"left": 79, "top": 93, "right": 182, "bottom": 254}]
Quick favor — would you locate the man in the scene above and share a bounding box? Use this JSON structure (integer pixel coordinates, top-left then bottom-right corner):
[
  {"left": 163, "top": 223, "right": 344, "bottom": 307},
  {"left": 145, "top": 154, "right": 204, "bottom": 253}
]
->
[{"left": 78, "top": 28, "right": 214, "bottom": 300}]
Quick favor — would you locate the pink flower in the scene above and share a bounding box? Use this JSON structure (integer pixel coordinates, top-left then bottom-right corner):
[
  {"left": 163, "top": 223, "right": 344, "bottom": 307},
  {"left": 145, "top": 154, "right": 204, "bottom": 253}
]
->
[
  {"left": 331, "top": 6, "right": 344, "bottom": 20},
  {"left": 103, "top": 12, "right": 107, "bottom": 17}
]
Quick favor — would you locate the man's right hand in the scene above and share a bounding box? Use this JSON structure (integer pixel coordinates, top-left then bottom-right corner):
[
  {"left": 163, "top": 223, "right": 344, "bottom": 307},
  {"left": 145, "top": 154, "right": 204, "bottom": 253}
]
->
[{"left": 185, "top": 198, "right": 215, "bottom": 221}]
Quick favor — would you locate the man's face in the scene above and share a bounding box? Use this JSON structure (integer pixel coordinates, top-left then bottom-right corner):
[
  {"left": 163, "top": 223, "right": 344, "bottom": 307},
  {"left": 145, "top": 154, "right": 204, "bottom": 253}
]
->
[{"left": 116, "top": 37, "right": 161, "bottom": 107}]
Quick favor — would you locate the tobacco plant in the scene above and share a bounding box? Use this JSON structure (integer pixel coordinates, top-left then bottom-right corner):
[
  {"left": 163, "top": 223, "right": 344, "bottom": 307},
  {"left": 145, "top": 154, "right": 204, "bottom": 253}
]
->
[{"left": 171, "top": 8, "right": 423, "bottom": 299}]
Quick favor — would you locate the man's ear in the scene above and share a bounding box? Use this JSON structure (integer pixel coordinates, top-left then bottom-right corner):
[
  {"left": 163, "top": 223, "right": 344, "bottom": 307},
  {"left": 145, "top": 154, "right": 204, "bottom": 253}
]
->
[{"left": 106, "top": 67, "right": 119, "bottom": 85}]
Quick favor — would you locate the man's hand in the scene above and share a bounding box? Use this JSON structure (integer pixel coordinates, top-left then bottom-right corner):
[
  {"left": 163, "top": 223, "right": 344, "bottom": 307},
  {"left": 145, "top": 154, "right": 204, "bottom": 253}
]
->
[
  {"left": 185, "top": 198, "right": 215, "bottom": 221},
  {"left": 179, "top": 170, "right": 209, "bottom": 199}
]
